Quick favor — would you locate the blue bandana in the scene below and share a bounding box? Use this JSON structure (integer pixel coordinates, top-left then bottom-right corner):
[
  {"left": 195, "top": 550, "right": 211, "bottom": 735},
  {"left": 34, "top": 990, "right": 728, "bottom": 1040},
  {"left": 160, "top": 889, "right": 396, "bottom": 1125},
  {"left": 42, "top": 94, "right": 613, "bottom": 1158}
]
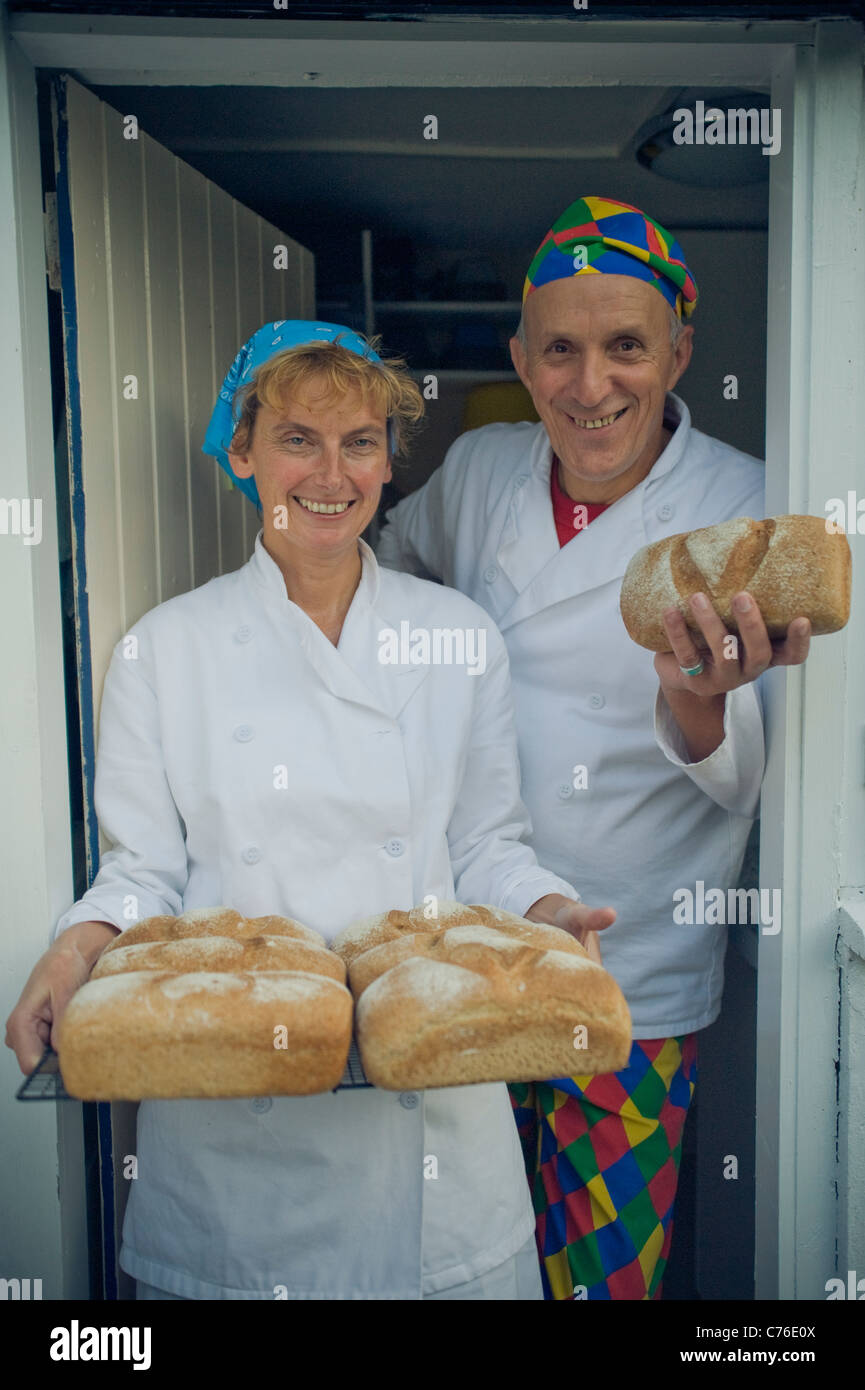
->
[{"left": 203, "top": 320, "right": 389, "bottom": 509}]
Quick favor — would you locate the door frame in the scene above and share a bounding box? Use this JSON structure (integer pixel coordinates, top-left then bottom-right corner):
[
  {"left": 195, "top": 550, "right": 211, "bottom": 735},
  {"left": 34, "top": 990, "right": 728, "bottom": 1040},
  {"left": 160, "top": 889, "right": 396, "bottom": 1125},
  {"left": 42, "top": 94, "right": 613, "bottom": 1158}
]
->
[{"left": 3, "top": 10, "right": 863, "bottom": 1299}]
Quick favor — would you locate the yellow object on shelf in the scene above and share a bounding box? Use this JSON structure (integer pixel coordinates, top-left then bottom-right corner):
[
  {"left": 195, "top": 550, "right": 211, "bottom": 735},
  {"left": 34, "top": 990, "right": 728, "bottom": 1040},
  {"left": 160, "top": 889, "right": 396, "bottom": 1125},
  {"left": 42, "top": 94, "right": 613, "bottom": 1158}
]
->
[{"left": 461, "top": 381, "right": 540, "bottom": 432}]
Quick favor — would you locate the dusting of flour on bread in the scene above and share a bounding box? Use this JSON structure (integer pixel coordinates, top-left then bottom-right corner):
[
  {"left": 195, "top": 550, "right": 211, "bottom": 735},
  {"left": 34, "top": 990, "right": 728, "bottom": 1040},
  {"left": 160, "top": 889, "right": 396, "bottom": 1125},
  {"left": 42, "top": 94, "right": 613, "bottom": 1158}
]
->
[{"left": 685, "top": 517, "right": 752, "bottom": 590}]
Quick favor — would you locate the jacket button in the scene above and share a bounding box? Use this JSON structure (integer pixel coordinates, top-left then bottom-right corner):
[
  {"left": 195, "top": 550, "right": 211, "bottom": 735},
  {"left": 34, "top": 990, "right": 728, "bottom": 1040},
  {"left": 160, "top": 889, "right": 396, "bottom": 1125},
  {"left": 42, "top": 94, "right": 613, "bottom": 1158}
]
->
[
  {"left": 399, "top": 1092, "right": 419, "bottom": 1110},
  {"left": 242, "top": 846, "right": 262, "bottom": 865},
  {"left": 483, "top": 565, "right": 498, "bottom": 583},
  {"left": 515, "top": 475, "right": 528, "bottom": 488},
  {"left": 234, "top": 725, "right": 254, "bottom": 742},
  {"left": 385, "top": 838, "right": 405, "bottom": 857},
  {"left": 657, "top": 503, "right": 676, "bottom": 521},
  {"left": 249, "top": 1096, "right": 272, "bottom": 1114},
  {"left": 557, "top": 783, "right": 575, "bottom": 800},
  {"left": 234, "top": 626, "right": 254, "bottom": 643},
  {"left": 588, "top": 693, "right": 605, "bottom": 709}
]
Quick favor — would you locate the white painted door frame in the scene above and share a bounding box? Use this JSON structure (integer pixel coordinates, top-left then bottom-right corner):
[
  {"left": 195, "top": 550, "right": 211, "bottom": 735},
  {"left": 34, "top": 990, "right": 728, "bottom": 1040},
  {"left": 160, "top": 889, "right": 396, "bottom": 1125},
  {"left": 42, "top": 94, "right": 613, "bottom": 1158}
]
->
[
  {"left": 759, "top": 22, "right": 865, "bottom": 1300},
  {"left": 3, "top": 11, "right": 862, "bottom": 1300}
]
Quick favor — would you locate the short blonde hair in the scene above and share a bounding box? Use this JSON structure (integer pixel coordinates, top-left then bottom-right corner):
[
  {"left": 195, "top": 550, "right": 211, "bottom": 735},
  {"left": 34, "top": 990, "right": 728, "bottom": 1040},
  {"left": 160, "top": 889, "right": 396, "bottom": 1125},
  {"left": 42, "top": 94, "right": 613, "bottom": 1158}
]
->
[{"left": 229, "top": 335, "right": 425, "bottom": 457}]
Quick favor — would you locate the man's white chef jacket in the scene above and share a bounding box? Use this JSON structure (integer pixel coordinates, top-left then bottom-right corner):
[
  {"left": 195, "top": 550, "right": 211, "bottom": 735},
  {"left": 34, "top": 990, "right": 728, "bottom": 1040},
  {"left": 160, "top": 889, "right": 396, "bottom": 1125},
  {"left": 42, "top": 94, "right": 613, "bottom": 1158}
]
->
[
  {"left": 377, "top": 392, "right": 766, "bottom": 1037},
  {"left": 54, "top": 534, "right": 579, "bottom": 1299}
]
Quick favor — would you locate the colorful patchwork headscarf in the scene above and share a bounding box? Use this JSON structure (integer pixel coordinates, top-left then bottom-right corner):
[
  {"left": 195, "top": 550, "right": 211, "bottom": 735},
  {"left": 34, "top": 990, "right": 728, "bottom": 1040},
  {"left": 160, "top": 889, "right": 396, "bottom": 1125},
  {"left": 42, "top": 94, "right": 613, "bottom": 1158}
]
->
[
  {"left": 203, "top": 320, "right": 391, "bottom": 509},
  {"left": 523, "top": 196, "right": 698, "bottom": 320}
]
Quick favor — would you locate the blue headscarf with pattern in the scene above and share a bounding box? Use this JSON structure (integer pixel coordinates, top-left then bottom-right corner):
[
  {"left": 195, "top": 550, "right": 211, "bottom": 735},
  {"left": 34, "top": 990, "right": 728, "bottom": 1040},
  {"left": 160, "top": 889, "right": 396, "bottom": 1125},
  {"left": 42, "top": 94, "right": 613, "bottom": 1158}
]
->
[{"left": 203, "top": 320, "right": 391, "bottom": 509}]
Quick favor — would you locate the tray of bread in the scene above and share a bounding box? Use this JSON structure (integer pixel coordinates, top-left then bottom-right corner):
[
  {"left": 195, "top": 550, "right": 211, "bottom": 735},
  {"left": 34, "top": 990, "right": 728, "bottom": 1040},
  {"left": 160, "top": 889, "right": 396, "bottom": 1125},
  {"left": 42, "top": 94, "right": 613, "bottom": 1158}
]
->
[{"left": 47, "top": 902, "right": 631, "bottom": 1100}]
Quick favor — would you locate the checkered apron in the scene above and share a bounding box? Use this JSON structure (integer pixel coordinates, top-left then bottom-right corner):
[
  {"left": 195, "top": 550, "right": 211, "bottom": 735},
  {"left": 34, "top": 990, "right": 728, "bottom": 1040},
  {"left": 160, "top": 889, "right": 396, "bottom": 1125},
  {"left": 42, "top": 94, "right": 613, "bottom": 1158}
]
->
[{"left": 509, "top": 1034, "right": 697, "bottom": 1300}]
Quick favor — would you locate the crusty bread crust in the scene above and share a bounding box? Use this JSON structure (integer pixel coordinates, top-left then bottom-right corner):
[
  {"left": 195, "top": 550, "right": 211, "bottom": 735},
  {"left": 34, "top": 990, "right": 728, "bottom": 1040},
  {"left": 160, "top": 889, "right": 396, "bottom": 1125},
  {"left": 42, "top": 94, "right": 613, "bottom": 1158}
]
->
[
  {"left": 59, "top": 970, "right": 352, "bottom": 1099},
  {"left": 60, "top": 908, "right": 350, "bottom": 1098},
  {"left": 619, "top": 514, "right": 851, "bottom": 652},
  {"left": 356, "top": 946, "right": 631, "bottom": 1089},
  {"left": 99, "top": 907, "right": 326, "bottom": 954},
  {"left": 92, "top": 934, "right": 345, "bottom": 984},
  {"left": 332, "top": 901, "right": 586, "bottom": 967},
  {"left": 337, "top": 902, "right": 631, "bottom": 1088}
]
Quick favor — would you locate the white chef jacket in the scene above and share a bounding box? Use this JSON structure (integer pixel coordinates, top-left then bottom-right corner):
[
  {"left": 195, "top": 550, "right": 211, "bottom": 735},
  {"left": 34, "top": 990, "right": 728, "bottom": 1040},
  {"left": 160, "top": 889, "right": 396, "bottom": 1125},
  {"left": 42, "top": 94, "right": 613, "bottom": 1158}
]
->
[
  {"left": 377, "top": 392, "right": 766, "bottom": 1037},
  {"left": 54, "top": 533, "right": 581, "bottom": 1299}
]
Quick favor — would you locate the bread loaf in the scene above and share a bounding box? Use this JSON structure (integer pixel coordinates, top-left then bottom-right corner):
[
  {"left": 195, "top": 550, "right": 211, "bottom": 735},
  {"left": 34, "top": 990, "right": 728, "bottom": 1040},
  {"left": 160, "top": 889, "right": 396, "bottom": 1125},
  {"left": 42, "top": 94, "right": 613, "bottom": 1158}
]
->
[
  {"left": 60, "top": 907, "right": 351, "bottom": 1098},
  {"left": 356, "top": 942, "right": 631, "bottom": 1089},
  {"left": 59, "top": 971, "right": 353, "bottom": 1100},
  {"left": 336, "top": 902, "right": 630, "bottom": 1088},
  {"left": 91, "top": 934, "right": 346, "bottom": 984},
  {"left": 99, "top": 907, "right": 326, "bottom": 955},
  {"left": 348, "top": 920, "right": 589, "bottom": 997},
  {"left": 332, "top": 900, "right": 585, "bottom": 968},
  {"left": 619, "top": 514, "right": 851, "bottom": 652}
]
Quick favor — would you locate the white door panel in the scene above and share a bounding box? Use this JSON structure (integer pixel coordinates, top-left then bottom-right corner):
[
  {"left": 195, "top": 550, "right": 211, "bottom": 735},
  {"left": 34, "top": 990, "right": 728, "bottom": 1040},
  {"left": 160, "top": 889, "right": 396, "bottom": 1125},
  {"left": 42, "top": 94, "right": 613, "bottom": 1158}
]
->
[{"left": 54, "top": 73, "right": 315, "bottom": 1299}]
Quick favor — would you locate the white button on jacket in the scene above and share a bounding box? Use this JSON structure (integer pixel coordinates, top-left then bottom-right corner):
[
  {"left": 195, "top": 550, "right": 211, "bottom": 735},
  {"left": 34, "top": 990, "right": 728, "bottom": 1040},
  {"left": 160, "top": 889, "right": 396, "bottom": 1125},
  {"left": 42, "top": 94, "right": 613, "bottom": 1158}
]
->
[
  {"left": 377, "top": 393, "right": 767, "bottom": 1037},
  {"left": 55, "top": 534, "right": 578, "bottom": 1300}
]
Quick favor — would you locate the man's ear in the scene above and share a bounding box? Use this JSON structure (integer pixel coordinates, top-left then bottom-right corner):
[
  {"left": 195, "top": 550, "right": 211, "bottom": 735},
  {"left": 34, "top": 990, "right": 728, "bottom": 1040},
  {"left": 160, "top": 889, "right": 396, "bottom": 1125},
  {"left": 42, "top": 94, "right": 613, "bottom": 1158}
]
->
[
  {"left": 668, "top": 325, "right": 695, "bottom": 391},
  {"left": 509, "top": 335, "right": 531, "bottom": 392}
]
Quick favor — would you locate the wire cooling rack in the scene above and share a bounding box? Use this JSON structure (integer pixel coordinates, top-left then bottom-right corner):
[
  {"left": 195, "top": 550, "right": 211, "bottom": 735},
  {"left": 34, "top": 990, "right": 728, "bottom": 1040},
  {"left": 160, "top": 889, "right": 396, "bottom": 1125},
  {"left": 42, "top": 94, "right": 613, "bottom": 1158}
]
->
[
  {"left": 16, "top": 1048, "right": 71, "bottom": 1100},
  {"left": 334, "top": 1037, "right": 372, "bottom": 1089},
  {"left": 17, "top": 1041, "right": 372, "bottom": 1100}
]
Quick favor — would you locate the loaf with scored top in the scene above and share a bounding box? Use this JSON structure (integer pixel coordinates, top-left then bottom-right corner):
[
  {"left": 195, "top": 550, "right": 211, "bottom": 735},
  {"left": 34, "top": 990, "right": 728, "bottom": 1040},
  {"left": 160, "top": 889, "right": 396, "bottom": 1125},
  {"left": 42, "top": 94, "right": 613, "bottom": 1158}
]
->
[
  {"left": 332, "top": 900, "right": 586, "bottom": 968},
  {"left": 619, "top": 514, "right": 851, "bottom": 652},
  {"left": 59, "top": 970, "right": 352, "bottom": 1099},
  {"left": 91, "top": 933, "right": 346, "bottom": 984},
  {"left": 99, "top": 906, "right": 327, "bottom": 953},
  {"left": 59, "top": 907, "right": 351, "bottom": 1099},
  {"left": 337, "top": 902, "right": 631, "bottom": 1089},
  {"left": 356, "top": 939, "right": 631, "bottom": 1089}
]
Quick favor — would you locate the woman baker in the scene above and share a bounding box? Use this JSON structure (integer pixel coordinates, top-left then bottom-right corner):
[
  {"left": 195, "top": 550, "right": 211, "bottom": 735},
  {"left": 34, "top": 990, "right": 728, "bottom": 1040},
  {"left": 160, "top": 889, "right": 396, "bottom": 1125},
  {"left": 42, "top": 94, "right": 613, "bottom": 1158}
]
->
[{"left": 6, "top": 322, "right": 614, "bottom": 1301}]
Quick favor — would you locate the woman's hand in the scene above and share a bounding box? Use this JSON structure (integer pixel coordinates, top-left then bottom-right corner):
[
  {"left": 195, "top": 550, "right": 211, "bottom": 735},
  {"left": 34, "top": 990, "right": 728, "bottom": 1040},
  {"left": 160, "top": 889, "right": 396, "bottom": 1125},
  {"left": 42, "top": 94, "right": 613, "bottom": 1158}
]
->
[
  {"left": 5, "top": 920, "right": 120, "bottom": 1074},
  {"left": 524, "top": 894, "right": 616, "bottom": 965}
]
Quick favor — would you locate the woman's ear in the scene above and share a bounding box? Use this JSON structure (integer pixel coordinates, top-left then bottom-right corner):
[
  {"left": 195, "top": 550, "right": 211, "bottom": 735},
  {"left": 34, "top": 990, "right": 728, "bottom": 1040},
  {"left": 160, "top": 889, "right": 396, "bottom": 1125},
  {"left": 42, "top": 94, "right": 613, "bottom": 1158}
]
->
[{"left": 226, "top": 437, "right": 254, "bottom": 479}]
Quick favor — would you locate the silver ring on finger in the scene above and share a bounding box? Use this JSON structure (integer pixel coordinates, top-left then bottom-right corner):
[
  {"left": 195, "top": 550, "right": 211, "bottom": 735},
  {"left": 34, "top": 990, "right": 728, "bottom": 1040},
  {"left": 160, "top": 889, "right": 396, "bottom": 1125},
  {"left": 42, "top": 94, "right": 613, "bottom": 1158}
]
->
[{"left": 679, "top": 659, "right": 705, "bottom": 677}]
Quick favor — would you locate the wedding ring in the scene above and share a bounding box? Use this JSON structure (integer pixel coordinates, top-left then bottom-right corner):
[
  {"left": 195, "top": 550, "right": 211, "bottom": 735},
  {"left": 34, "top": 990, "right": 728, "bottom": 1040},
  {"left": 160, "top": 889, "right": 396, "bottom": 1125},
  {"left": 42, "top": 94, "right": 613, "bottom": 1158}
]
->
[{"left": 679, "top": 660, "right": 705, "bottom": 677}]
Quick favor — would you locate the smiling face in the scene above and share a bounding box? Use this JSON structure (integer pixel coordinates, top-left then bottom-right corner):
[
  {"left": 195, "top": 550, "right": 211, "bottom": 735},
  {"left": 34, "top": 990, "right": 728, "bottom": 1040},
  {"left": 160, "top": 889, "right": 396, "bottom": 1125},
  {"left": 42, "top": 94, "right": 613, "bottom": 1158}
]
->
[
  {"left": 227, "top": 382, "right": 392, "bottom": 562},
  {"left": 510, "top": 274, "right": 693, "bottom": 503}
]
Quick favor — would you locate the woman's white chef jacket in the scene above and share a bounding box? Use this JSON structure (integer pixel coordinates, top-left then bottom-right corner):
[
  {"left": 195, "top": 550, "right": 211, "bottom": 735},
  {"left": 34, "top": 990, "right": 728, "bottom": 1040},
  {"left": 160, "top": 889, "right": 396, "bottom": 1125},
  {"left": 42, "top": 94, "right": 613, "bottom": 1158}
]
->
[
  {"left": 54, "top": 534, "right": 581, "bottom": 1300},
  {"left": 377, "top": 393, "right": 766, "bottom": 1037}
]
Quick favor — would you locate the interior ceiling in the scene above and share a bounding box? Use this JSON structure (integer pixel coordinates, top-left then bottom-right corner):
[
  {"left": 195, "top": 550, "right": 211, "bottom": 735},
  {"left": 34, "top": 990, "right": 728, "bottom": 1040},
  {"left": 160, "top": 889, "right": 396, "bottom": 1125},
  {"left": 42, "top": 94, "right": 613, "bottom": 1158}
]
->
[{"left": 91, "top": 83, "right": 770, "bottom": 288}]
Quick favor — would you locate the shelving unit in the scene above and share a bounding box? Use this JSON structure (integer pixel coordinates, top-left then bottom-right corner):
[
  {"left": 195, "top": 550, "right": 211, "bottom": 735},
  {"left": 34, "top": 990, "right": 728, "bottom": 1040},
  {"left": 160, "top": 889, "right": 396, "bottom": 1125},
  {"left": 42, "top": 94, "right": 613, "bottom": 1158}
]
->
[{"left": 321, "top": 230, "right": 527, "bottom": 495}]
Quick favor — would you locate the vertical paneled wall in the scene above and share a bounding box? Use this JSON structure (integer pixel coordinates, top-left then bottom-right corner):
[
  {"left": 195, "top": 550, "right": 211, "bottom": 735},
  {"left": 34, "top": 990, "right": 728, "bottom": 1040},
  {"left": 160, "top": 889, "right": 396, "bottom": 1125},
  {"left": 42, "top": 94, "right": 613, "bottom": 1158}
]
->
[
  {"left": 64, "top": 77, "right": 314, "bottom": 740},
  {"left": 61, "top": 76, "right": 314, "bottom": 1299}
]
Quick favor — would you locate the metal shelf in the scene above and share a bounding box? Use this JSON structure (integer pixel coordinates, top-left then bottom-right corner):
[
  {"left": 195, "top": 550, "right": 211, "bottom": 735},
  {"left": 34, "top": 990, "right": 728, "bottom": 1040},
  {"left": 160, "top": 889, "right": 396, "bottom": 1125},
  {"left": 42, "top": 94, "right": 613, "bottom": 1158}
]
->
[{"left": 374, "top": 300, "right": 521, "bottom": 315}]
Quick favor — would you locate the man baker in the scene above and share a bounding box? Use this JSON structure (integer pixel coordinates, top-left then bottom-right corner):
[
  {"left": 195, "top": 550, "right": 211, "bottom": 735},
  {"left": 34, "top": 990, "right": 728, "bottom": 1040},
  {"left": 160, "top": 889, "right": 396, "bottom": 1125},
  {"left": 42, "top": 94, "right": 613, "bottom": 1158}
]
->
[{"left": 377, "top": 195, "right": 811, "bottom": 1300}]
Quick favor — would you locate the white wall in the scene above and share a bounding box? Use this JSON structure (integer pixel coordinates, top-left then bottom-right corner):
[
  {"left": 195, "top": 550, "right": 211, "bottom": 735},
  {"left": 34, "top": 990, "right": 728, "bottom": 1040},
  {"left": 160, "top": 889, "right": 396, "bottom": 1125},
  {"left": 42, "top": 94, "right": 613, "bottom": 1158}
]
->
[{"left": 0, "top": 19, "right": 87, "bottom": 1299}]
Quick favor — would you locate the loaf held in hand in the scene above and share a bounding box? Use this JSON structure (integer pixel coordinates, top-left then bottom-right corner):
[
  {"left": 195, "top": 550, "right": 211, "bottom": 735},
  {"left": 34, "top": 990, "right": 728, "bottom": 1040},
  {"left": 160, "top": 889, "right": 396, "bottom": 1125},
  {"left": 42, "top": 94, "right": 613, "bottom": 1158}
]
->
[
  {"left": 59, "top": 970, "right": 353, "bottom": 1100},
  {"left": 619, "top": 514, "right": 851, "bottom": 652}
]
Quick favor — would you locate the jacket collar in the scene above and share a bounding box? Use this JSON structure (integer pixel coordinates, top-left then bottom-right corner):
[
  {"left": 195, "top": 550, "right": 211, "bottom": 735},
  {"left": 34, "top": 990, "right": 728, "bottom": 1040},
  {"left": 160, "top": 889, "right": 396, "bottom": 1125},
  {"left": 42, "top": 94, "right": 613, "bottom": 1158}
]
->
[
  {"left": 495, "top": 392, "right": 691, "bottom": 627},
  {"left": 245, "top": 530, "right": 428, "bottom": 719}
]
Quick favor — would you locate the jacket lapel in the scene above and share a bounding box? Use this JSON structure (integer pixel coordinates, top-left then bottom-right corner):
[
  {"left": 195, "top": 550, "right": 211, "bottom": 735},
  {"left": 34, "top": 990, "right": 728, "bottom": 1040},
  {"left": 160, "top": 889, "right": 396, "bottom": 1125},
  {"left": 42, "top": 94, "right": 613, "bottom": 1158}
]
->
[
  {"left": 495, "top": 393, "right": 690, "bottom": 630},
  {"left": 246, "top": 532, "right": 429, "bottom": 719}
]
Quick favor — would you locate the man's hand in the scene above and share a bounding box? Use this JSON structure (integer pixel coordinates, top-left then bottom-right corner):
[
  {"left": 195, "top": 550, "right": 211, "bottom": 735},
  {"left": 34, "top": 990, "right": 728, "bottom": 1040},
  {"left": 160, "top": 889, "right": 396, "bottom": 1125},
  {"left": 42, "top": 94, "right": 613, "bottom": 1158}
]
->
[
  {"left": 525, "top": 894, "right": 616, "bottom": 965},
  {"left": 653, "top": 592, "right": 811, "bottom": 762},
  {"left": 656, "top": 591, "right": 811, "bottom": 696}
]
